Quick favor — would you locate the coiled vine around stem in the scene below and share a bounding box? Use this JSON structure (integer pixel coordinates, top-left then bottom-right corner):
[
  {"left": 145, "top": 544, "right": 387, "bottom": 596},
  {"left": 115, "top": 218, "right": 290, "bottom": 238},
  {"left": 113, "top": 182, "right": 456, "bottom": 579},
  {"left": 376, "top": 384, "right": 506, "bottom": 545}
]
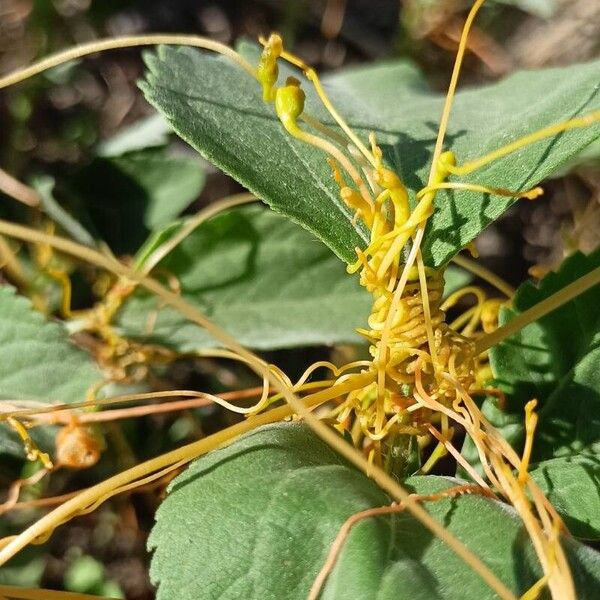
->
[{"left": 1, "top": 1, "right": 600, "bottom": 598}]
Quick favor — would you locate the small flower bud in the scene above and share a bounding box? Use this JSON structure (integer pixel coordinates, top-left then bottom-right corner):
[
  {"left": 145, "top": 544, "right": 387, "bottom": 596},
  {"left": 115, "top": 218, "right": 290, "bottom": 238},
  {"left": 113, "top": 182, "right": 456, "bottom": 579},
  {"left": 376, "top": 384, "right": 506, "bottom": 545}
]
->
[
  {"left": 275, "top": 77, "right": 305, "bottom": 124},
  {"left": 257, "top": 33, "right": 283, "bottom": 102}
]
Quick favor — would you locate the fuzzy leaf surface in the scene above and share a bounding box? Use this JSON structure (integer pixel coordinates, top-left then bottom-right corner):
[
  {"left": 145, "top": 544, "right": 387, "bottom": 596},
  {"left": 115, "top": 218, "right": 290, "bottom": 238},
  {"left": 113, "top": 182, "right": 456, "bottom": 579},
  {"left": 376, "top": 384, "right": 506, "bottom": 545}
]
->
[
  {"left": 149, "top": 422, "right": 600, "bottom": 600},
  {"left": 490, "top": 249, "right": 600, "bottom": 459},
  {"left": 530, "top": 455, "right": 600, "bottom": 539},
  {"left": 0, "top": 286, "right": 101, "bottom": 457},
  {"left": 462, "top": 250, "right": 600, "bottom": 536},
  {"left": 117, "top": 205, "right": 371, "bottom": 350},
  {"left": 141, "top": 46, "right": 600, "bottom": 266}
]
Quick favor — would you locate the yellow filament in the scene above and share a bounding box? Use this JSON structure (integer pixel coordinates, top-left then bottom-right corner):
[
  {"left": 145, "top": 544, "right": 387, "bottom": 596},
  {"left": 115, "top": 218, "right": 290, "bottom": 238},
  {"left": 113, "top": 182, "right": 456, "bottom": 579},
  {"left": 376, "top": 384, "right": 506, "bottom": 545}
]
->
[
  {"left": 278, "top": 111, "right": 374, "bottom": 212},
  {"left": 441, "top": 285, "right": 486, "bottom": 335},
  {"left": 449, "top": 111, "right": 600, "bottom": 177},
  {"left": 0, "top": 168, "right": 40, "bottom": 207},
  {"left": 476, "top": 265, "right": 600, "bottom": 353},
  {"left": 519, "top": 399, "right": 538, "bottom": 484},
  {"left": 417, "top": 251, "right": 438, "bottom": 366},
  {"left": 274, "top": 45, "right": 378, "bottom": 168},
  {"left": 374, "top": 195, "right": 435, "bottom": 280},
  {"left": 417, "top": 182, "right": 543, "bottom": 201},
  {"left": 0, "top": 35, "right": 256, "bottom": 89},
  {"left": 4, "top": 389, "right": 261, "bottom": 423},
  {"left": 46, "top": 268, "right": 74, "bottom": 319},
  {"left": 428, "top": 0, "right": 487, "bottom": 172},
  {"left": 377, "top": 229, "right": 425, "bottom": 409},
  {"left": 427, "top": 425, "right": 490, "bottom": 490},
  {"left": 520, "top": 575, "right": 548, "bottom": 600},
  {"left": 257, "top": 32, "right": 282, "bottom": 101},
  {"left": 451, "top": 254, "right": 515, "bottom": 297},
  {"left": 6, "top": 418, "right": 53, "bottom": 469},
  {"left": 420, "top": 431, "right": 451, "bottom": 474},
  {"left": 293, "top": 360, "right": 372, "bottom": 388},
  {"left": 302, "top": 113, "right": 350, "bottom": 147}
]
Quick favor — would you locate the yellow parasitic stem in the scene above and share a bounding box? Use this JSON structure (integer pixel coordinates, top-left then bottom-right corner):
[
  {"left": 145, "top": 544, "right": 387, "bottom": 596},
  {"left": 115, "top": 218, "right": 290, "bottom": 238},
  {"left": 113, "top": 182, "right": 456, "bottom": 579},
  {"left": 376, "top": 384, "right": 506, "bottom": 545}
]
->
[{"left": 0, "top": 34, "right": 256, "bottom": 89}]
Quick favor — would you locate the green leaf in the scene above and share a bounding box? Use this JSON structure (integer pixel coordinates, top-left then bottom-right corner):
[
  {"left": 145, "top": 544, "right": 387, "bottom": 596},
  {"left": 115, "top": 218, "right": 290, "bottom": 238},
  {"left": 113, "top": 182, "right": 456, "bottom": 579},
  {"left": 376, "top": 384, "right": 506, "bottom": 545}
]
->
[
  {"left": 141, "top": 45, "right": 600, "bottom": 266},
  {"left": 141, "top": 47, "right": 368, "bottom": 264},
  {"left": 0, "top": 285, "right": 101, "bottom": 457},
  {"left": 443, "top": 264, "right": 472, "bottom": 297},
  {"left": 116, "top": 205, "right": 372, "bottom": 351},
  {"left": 491, "top": 249, "right": 600, "bottom": 460},
  {"left": 67, "top": 148, "right": 205, "bottom": 254},
  {"left": 119, "top": 208, "right": 469, "bottom": 352},
  {"left": 97, "top": 113, "right": 172, "bottom": 157},
  {"left": 32, "top": 174, "right": 97, "bottom": 247},
  {"left": 0, "top": 286, "right": 101, "bottom": 403},
  {"left": 530, "top": 455, "right": 600, "bottom": 539},
  {"left": 148, "top": 422, "right": 600, "bottom": 600},
  {"left": 462, "top": 250, "right": 600, "bottom": 535}
]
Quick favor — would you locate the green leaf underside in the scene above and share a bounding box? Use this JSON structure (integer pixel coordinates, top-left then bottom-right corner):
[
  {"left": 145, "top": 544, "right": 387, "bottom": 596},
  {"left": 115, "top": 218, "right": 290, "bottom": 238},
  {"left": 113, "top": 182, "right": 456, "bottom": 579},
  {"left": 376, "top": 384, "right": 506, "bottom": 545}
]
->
[
  {"left": 97, "top": 113, "right": 172, "bottom": 157},
  {"left": 117, "top": 206, "right": 470, "bottom": 352},
  {"left": 531, "top": 455, "right": 600, "bottom": 539},
  {"left": 67, "top": 148, "right": 204, "bottom": 254},
  {"left": 463, "top": 249, "right": 600, "bottom": 538},
  {"left": 141, "top": 45, "right": 600, "bottom": 266},
  {"left": 0, "top": 286, "right": 101, "bottom": 457},
  {"left": 149, "top": 422, "right": 600, "bottom": 600},
  {"left": 117, "top": 205, "right": 371, "bottom": 350}
]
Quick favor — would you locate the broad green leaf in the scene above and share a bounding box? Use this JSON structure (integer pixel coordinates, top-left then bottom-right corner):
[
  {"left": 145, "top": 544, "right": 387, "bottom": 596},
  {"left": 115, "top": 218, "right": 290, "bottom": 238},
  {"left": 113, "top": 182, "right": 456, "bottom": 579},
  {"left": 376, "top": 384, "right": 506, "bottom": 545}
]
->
[
  {"left": 531, "top": 455, "right": 600, "bottom": 539},
  {"left": 66, "top": 148, "right": 205, "bottom": 254},
  {"left": 0, "top": 285, "right": 101, "bottom": 457},
  {"left": 116, "top": 205, "right": 371, "bottom": 351},
  {"left": 149, "top": 422, "right": 600, "bottom": 600},
  {"left": 0, "top": 285, "right": 101, "bottom": 402},
  {"left": 141, "top": 45, "right": 600, "bottom": 266},
  {"left": 462, "top": 250, "right": 600, "bottom": 534},
  {"left": 118, "top": 206, "right": 469, "bottom": 352},
  {"left": 490, "top": 249, "right": 600, "bottom": 459},
  {"left": 141, "top": 47, "right": 369, "bottom": 264}
]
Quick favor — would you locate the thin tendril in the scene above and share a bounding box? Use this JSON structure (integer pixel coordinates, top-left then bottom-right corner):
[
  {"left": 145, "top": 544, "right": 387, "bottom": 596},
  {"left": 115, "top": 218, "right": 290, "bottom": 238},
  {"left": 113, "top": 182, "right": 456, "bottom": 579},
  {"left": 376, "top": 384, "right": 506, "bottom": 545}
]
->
[
  {"left": 274, "top": 46, "right": 378, "bottom": 169},
  {"left": 428, "top": 0, "right": 487, "bottom": 174},
  {"left": 0, "top": 222, "right": 515, "bottom": 599},
  {"left": 139, "top": 193, "right": 257, "bottom": 274},
  {"left": 451, "top": 254, "right": 515, "bottom": 297},
  {"left": 0, "top": 35, "right": 256, "bottom": 89},
  {"left": 475, "top": 265, "right": 600, "bottom": 353}
]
